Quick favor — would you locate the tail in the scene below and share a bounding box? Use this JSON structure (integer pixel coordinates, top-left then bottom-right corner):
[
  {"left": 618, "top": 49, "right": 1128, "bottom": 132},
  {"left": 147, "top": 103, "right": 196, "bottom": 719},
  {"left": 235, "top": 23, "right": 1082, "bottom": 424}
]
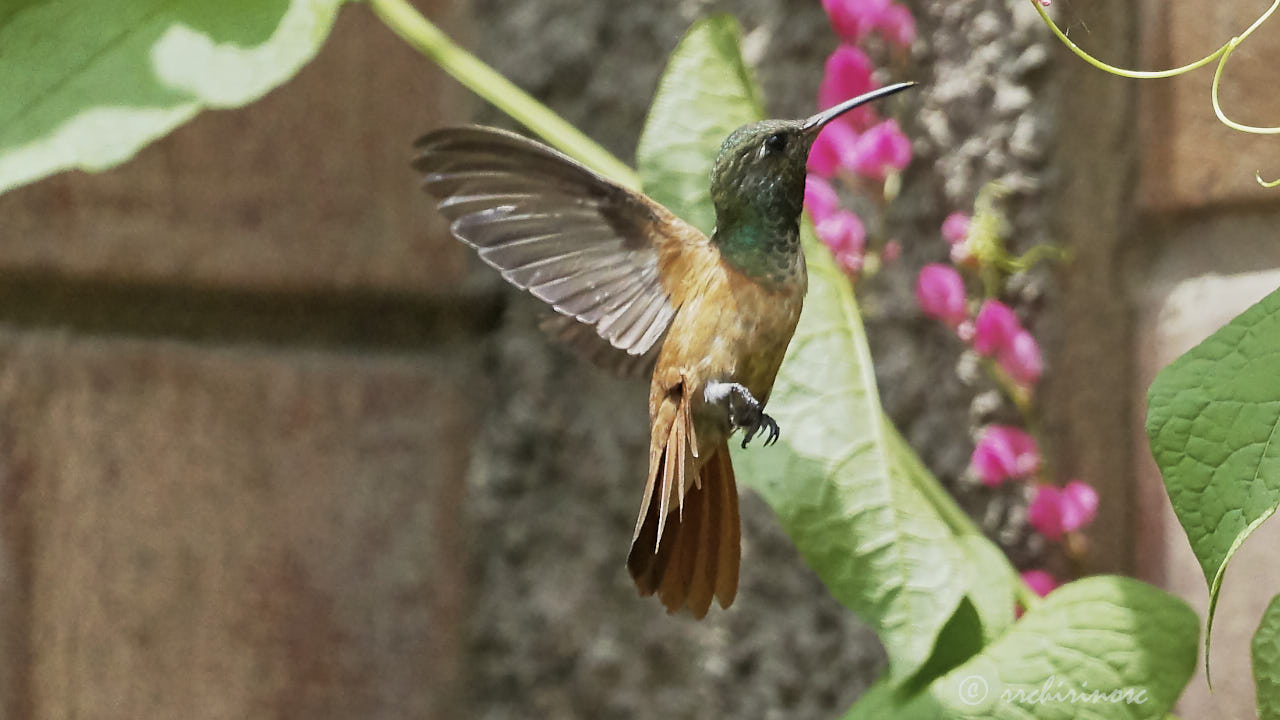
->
[{"left": 626, "top": 395, "right": 740, "bottom": 618}]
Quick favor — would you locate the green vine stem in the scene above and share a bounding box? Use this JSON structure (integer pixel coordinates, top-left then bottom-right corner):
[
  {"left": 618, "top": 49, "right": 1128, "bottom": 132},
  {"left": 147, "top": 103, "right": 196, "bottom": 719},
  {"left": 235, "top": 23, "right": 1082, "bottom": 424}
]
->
[
  {"left": 1031, "top": 0, "right": 1280, "bottom": 186},
  {"left": 1029, "top": 0, "right": 1224, "bottom": 79},
  {"left": 365, "top": 0, "right": 640, "bottom": 189},
  {"left": 1211, "top": 26, "right": 1280, "bottom": 135},
  {"left": 1030, "top": 0, "right": 1277, "bottom": 81}
]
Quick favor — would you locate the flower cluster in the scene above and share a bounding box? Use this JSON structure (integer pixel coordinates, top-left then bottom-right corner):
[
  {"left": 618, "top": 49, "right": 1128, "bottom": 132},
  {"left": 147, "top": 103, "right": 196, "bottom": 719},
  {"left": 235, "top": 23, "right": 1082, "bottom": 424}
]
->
[
  {"left": 805, "top": 0, "right": 915, "bottom": 278},
  {"left": 915, "top": 267, "right": 1042, "bottom": 385},
  {"left": 916, "top": 208, "right": 1094, "bottom": 598},
  {"left": 970, "top": 425, "right": 1097, "bottom": 543}
]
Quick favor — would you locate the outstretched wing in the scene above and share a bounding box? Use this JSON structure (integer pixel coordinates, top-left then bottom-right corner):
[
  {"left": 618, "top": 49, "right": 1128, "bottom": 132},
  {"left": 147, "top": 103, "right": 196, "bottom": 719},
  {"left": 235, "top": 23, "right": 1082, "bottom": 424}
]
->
[
  {"left": 414, "top": 126, "right": 703, "bottom": 362},
  {"left": 538, "top": 313, "right": 662, "bottom": 379}
]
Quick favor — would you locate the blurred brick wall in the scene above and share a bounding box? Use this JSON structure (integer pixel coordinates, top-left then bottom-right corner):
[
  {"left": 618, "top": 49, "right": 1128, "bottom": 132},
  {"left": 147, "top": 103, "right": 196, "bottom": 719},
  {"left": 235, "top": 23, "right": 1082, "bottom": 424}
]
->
[{"left": 0, "top": 2, "right": 478, "bottom": 717}]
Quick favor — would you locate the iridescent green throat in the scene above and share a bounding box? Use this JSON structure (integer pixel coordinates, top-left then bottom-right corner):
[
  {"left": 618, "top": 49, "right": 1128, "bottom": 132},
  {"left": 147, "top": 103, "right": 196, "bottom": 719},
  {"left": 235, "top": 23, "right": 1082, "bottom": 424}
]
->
[{"left": 713, "top": 216, "right": 801, "bottom": 287}]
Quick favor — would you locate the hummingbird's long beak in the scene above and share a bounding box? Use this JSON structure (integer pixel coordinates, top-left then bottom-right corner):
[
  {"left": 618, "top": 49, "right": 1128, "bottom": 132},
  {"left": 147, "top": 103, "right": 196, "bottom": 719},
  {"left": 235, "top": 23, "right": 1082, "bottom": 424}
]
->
[{"left": 801, "top": 81, "right": 916, "bottom": 134}]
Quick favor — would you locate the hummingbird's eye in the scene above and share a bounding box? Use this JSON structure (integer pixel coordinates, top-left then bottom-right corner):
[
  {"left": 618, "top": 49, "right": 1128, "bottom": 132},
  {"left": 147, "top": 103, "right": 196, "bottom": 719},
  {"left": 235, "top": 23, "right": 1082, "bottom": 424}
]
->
[{"left": 764, "top": 133, "right": 787, "bottom": 153}]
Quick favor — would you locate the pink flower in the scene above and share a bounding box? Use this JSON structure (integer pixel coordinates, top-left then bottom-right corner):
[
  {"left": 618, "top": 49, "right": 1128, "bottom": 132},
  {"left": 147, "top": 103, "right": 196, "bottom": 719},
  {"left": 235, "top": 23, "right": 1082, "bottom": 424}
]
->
[
  {"left": 973, "top": 300, "right": 1020, "bottom": 356},
  {"left": 817, "top": 47, "right": 878, "bottom": 132},
  {"left": 1060, "top": 480, "right": 1099, "bottom": 532},
  {"left": 837, "top": 251, "right": 864, "bottom": 274},
  {"left": 822, "top": 0, "right": 891, "bottom": 44},
  {"left": 1028, "top": 481, "right": 1096, "bottom": 541},
  {"left": 881, "top": 240, "right": 902, "bottom": 263},
  {"left": 999, "top": 329, "right": 1043, "bottom": 385},
  {"left": 804, "top": 176, "right": 840, "bottom": 224},
  {"left": 941, "top": 212, "right": 971, "bottom": 245},
  {"left": 807, "top": 121, "right": 859, "bottom": 177},
  {"left": 970, "top": 425, "right": 1039, "bottom": 486},
  {"left": 816, "top": 210, "right": 866, "bottom": 274},
  {"left": 878, "top": 4, "right": 916, "bottom": 47},
  {"left": 1028, "top": 485, "right": 1065, "bottom": 540},
  {"left": 848, "top": 119, "right": 912, "bottom": 180},
  {"left": 1020, "top": 569, "right": 1058, "bottom": 598},
  {"left": 816, "top": 210, "right": 866, "bottom": 257},
  {"left": 915, "top": 264, "right": 968, "bottom": 327}
]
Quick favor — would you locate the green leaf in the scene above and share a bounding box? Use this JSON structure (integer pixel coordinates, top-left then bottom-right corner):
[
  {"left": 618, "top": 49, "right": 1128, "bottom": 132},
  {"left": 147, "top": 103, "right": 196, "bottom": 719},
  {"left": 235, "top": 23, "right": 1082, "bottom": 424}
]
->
[
  {"left": 1254, "top": 593, "right": 1280, "bottom": 720},
  {"left": 634, "top": 13, "right": 978, "bottom": 685},
  {"left": 737, "top": 226, "right": 970, "bottom": 684},
  {"left": 955, "top": 534, "right": 1017, "bottom": 644},
  {"left": 1146, "top": 286, "right": 1280, "bottom": 672},
  {"left": 634, "top": 14, "right": 764, "bottom": 235},
  {"left": 843, "top": 576, "right": 1199, "bottom": 720},
  {"left": 0, "top": 0, "right": 345, "bottom": 194},
  {"left": 885, "top": 423, "right": 1017, "bottom": 645}
]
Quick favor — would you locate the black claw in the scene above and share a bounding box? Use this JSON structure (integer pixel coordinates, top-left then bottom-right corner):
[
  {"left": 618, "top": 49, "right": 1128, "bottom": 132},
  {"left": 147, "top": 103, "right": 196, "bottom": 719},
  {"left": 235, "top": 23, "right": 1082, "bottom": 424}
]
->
[
  {"left": 761, "top": 413, "right": 780, "bottom": 446},
  {"left": 740, "top": 412, "right": 780, "bottom": 449},
  {"left": 762, "top": 415, "right": 780, "bottom": 446},
  {"left": 715, "top": 382, "right": 782, "bottom": 450}
]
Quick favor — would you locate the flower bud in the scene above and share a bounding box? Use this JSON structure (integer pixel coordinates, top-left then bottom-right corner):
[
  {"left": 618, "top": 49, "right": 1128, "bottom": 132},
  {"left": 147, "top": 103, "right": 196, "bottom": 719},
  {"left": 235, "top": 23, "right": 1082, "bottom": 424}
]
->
[
  {"left": 804, "top": 176, "right": 840, "bottom": 225},
  {"left": 1028, "top": 484, "right": 1065, "bottom": 541},
  {"left": 822, "top": 0, "right": 891, "bottom": 45},
  {"left": 999, "top": 329, "right": 1043, "bottom": 385},
  {"left": 816, "top": 210, "right": 867, "bottom": 256},
  {"left": 1060, "top": 480, "right": 1099, "bottom": 533},
  {"left": 941, "top": 212, "right": 971, "bottom": 245},
  {"left": 878, "top": 4, "right": 916, "bottom": 47},
  {"left": 970, "top": 425, "right": 1039, "bottom": 486},
  {"left": 881, "top": 240, "right": 902, "bottom": 263},
  {"left": 1020, "top": 569, "right": 1058, "bottom": 598},
  {"left": 807, "top": 122, "right": 859, "bottom": 178},
  {"left": 817, "top": 46, "right": 878, "bottom": 131},
  {"left": 849, "top": 119, "right": 912, "bottom": 181},
  {"left": 915, "top": 264, "right": 968, "bottom": 327},
  {"left": 1028, "top": 481, "right": 1098, "bottom": 541},
  {"left": 973, "top": 300, "right": 1020, "bottom": 357}
]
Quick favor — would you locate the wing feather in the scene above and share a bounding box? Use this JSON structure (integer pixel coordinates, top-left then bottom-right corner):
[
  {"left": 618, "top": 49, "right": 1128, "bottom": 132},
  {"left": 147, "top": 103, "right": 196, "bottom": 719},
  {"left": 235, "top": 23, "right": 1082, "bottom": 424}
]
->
[
  {"left": 612, "top": 290, "right": 667, "bottom": 352},
  {"left": 539, "top": 314, "right": 662, "bottom": 378},
  {"left": 529, "top": 261, "right": 634, "bottom": 305},
  {"left": 415, "top": 125, "right": 705, "bottom": 363}
]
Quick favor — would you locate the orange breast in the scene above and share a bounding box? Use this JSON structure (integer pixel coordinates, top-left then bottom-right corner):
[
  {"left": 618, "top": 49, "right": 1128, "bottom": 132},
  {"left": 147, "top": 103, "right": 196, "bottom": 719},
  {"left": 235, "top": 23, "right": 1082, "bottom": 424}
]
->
[{"left": 650, "top": 249, "right": 805, "bottom": 456}]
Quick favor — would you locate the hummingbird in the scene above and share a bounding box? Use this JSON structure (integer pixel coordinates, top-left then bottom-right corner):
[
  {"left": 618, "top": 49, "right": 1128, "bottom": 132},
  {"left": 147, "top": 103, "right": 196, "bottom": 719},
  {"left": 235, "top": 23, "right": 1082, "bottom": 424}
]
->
[{"left": 413, "top": 82, "right": 914, "bottom": 618}]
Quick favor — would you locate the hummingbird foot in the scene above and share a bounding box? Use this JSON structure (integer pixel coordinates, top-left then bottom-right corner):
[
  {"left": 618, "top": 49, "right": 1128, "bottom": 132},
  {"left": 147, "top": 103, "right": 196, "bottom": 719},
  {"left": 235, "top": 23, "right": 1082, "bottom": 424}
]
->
[
  {"left": 705, "top": 382, "right": 781, "bottom": 448},
  {"left": 740, "top": 412, "right": 780, "bottom": 449}
]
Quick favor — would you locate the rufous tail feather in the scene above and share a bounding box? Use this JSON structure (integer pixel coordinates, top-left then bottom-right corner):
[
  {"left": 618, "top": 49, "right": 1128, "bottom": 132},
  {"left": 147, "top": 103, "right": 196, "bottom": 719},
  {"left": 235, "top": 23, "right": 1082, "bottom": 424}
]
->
[{"left": 627, "top": 416, "right": 740, "bottom": 618}]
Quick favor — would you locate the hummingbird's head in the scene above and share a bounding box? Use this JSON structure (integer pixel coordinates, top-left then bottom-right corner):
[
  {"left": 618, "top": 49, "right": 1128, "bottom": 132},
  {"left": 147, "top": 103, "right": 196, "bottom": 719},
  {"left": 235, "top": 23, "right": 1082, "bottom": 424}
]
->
[
  {"left": 710, "top": 118, "right": 814, "bottom": 228},
  {"left": 709, "top": 82, "right": 915, "bottom": 237}
]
